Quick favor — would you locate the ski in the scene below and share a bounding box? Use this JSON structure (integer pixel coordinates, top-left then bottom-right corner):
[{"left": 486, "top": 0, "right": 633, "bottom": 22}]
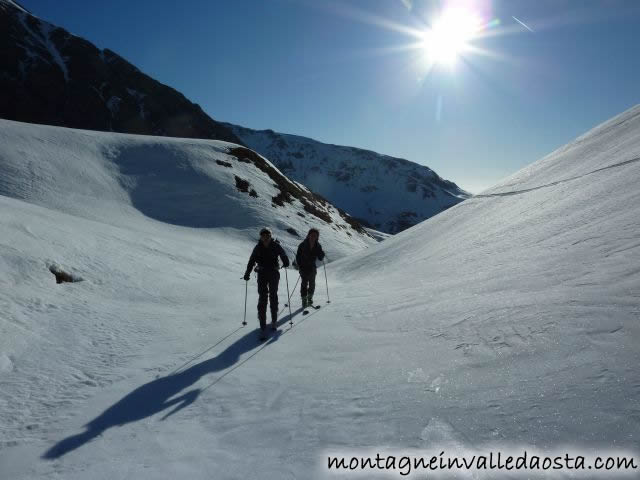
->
[{"left": 302, "top": 305, "right": 321, "bottom": 315}]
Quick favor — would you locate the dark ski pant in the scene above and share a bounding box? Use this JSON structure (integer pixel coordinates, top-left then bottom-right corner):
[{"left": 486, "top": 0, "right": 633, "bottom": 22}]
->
[
  {"left": 299, "top": 267, "right": 317, "bottom": 301},
  {"left": 257, "top": 270, "right": 279, "bottom": 329}
]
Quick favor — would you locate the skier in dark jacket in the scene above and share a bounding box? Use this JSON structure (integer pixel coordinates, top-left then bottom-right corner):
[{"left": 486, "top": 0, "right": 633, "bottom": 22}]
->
[
  {"left": 295, "top": 228, "right": 325, "bottom": 308},
  {"left": 244, "top": 228, "right": 289, "bottom": 339}
]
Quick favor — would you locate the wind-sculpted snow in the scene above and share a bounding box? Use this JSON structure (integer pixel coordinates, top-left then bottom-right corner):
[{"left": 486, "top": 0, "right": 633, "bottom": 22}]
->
[
  {"left": 0, "top": 119, "right": 373, "bottom": 256},
  {"left": 329, "top": 104, "right": 640, "bottom": 456},
  {"left": 0, "top": 118, "right": 374, "bottom": 476},
  {"left": 1, "top": 106, "right": 639, "bottom": 479}
]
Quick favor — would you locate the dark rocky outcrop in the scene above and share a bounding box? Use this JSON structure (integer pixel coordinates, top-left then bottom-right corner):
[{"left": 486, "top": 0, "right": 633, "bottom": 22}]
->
[{"left": 228, "top": 147, "right": 368, "bottom": 235}]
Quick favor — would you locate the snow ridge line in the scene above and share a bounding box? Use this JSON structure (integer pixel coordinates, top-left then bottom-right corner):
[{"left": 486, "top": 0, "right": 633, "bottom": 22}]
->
[
  {"left": 475, "top": 156, "right": 640, "bottom": 199},
  {"left": 6, "top": 0, "right": 29, "bottom": 13}
]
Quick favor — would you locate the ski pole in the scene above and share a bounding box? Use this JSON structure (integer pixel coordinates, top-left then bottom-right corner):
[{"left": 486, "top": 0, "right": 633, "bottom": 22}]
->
[
  {"left": 283, "top": 274, "right": 300, "bottom": 308},
  {"left": 242, "top": 279, "right": 248, "bottom": 326},
  {"left": 284, "top": 267, "right": 293, "bottom": 325},
  {"left": 323, "top": 260, "right": 330, "bottom": 303}
]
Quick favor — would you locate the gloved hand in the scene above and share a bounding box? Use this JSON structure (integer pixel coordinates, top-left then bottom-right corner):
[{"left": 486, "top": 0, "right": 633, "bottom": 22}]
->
[
  {"left": 243, "top": 273, "right": 250, "bottom": 281},
  {"left": 282, "top": 260, "right": 290, "bottom": 268},
  {"left": 292, "top": 261, "right": 299, "bottom": 270}
]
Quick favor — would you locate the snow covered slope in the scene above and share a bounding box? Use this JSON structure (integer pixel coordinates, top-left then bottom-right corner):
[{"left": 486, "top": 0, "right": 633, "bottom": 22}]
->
[
  {"left": 1, "top": 106, "right": 639, "bottom": 479},
  {"left": 226, "top": 123, "right": 470, "bottom": 233},
  {"left": 330, "top": 104, "right": 640, "bottom": 453},
  {"left": 0, "top": 119, "right": 374, "bottom": 477},
  {"left": 0, "top": 119, "right": 373, "bottom": 255}
]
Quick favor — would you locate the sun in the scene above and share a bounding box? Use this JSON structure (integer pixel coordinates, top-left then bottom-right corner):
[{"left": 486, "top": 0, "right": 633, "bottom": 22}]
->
[{"left": 422, "top": 7, "right": 483, "bottom": 66}]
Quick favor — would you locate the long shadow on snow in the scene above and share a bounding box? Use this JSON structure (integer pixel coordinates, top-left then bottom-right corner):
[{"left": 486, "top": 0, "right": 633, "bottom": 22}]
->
[{"left": 42, "top": 309, "right": 304, "bottom": 459}]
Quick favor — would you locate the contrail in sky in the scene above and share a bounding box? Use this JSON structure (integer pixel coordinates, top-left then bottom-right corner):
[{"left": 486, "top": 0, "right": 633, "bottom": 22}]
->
[
  {"left": 512, "top": 16, "right": 534, "bottom": 32},
  {"left": 401, "top": 0, "right": 412, "bottom": 11}
]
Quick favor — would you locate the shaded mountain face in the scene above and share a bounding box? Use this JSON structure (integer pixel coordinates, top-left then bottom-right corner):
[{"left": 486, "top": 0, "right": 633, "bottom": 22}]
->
[
  {"left": 225, "top": 124, "right": 471, "bottom": 233},
  {"left": 0, "top": 0, "right": 242, "bottom": 144}
]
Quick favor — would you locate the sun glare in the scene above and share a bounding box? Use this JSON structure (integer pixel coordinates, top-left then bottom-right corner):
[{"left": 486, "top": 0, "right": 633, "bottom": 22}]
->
[{"left": 423, "top": 8, "right": 483, "bottom": 66}]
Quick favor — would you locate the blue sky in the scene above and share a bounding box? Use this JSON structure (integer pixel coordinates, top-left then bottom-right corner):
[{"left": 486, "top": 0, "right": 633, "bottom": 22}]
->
[{"left": 19, "top": 0, "right": 640, "bottom": 193}]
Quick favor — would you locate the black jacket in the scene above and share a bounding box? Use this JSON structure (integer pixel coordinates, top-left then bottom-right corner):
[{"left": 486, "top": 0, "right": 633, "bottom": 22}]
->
[
  {"left": 245, "top": 239, "right": 289, "bottom": 276},
  {"left": 296, "top": 239, "right": 325, "bottom": 271}
]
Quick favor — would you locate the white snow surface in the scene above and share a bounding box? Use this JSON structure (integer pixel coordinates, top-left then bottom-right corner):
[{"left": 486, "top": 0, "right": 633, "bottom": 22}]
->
[{"left": 1, "top": 104, "right": 639, "bottom": 479}]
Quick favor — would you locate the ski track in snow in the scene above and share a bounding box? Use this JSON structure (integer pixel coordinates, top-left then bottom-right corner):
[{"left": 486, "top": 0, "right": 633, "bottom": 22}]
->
[{"left": 475, "top": 155, "right": 640, "bottom": 198}]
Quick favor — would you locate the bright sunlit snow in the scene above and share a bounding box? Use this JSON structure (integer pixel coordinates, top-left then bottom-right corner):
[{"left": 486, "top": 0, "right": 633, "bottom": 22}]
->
[{"left": 1, "top": 104, "right": 639, "bottom": 479}]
